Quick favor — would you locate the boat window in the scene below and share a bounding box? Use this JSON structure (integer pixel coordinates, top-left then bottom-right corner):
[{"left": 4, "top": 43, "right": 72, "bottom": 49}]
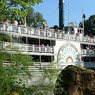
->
[
  {"left": 83, "top": 57, "right": 90, "bottom": 62},
  {"left": 41, "top": 56, "right": 53, "bottom": 62},
  {"left": 81, "top": 44, "right": 88, "bottom": 49}
]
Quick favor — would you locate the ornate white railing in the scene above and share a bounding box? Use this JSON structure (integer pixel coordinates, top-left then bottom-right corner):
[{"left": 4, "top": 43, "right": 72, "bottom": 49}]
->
[
  {"left": 81, "top": 49, "right": 95, "bottom": 55},
  {"left": 0, "top": 24, "right": 95, "bottom": 43},
  {"left": 84, "top": 62, "right": 95, "bottom": 68},
  {"left": 3, "top": 61, "right": 54, "bottom": 71},
  {"left": 57, "top": 62, "right": 95, "bottom": 69},
  {"left": 2, "top": 42, "right": 54, "bottom": 53},
  {"left": 3, "top": 60, "right": 95, "bottom": 70}
]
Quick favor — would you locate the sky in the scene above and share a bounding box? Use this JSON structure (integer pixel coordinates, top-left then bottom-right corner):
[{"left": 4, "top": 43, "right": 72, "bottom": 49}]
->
[{"left": 33, "top": 0, "right": 95, "bottom": 27}]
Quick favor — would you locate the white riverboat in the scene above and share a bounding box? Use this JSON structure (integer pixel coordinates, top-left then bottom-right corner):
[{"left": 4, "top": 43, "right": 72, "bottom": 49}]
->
[
  {"left": 0, "top": 0, "right": 95, "bottom": 90},
  {"left": 0, "top": 23, "right": 95, "bottom": 70}
]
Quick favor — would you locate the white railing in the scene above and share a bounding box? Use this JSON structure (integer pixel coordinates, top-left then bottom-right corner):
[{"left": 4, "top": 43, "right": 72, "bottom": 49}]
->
[
  {"left": 2, "top": 42, "right": 54, "bottom": 53},
  {"left": 3, "top": 61, "right": 54, "bottom": 71},
  {"left": 84, "top": 62, "right": 95, "bottom": 68},
  {"left": 81, "top": 49, "right": 95, "bottom": 55},
  {"left": 57, "top": 61, "right": 84, "bottom": 69},
  {"left": 1, "top": 24, "right": 95, "bottom": 43},
  {"left": 4, "top": 60, "right": 95, "bottom": 71},
  {"left": 28, "top": 62, "right": 54, "bottom": 71},
  {"left": 31, "top": 62, "right": 95, "bottom": 70},
  {"left": 57, "top": 62, "right": 95, "bottom": 69}
]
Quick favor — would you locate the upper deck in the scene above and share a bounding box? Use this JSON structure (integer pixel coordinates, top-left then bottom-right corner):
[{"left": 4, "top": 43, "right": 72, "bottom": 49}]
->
[
  {"left": 0, "top": 24, "right": 95, "bottom": 69},
  {"left": 0, "top": 24, "right": 95, "bottom": 45}
]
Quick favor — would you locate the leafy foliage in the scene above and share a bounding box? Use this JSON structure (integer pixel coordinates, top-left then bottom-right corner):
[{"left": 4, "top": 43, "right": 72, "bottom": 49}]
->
[
  {"left": 0, "top": 38, "right": 34, "bottom": 94},
  {"left": 0, "top": 0, "right": 43, "bottom": 23},
  {"left": 0, "top": 34, "right": 10, "bottom": 42},
  {"left": 0, "top": 36, "right": 59, "bottom": 94},
  {"left": 34, "top": 12, "right": 46, "bottom": 23},
  {"left": 26, "top": 7, "right": 34, "bottom": 25},
  {"left": 79, "top": 15, "right": 95, "bottom": 36},
  {"left": 26, "top": 7, "right": 47, "bottom": 26}
]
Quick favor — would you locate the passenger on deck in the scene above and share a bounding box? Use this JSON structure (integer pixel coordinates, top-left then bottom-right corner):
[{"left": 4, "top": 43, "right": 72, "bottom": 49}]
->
[
  {"left": 61, "top": 30, "right": 65, "bottom": 34},
  {"left": 89, "top": 34, "right": 94, "bottom": 38},
  {"left": 42, "top": 22, "right": 45, "bottom": 30},
  {"left": 53, "top": 25, "right": 59, "bottom": 32},
  {"left": 76, "top": 32, "right": 79, "bottom": 37},
  {"left": 34, "top": 23, "right": 36, "bottom": 28},
  {"left": 14, "top": 20, "right": 18, "bottom": 25},
  {"left": 3, "top": 19, "right": 10, "bottom": 30},
  {"left": 79, "top": 32, "right": 83, "bottom": 39},
  {"left": 3, "top": 19, "right": 9, "bottom": 25},
  {"left": 19, "top": 21, "right": 21, "bottom": 25},
  {"left": 86, "top": 46, "right": 89, "bottom": 50},
  {"left": 46, "top": 44, "right": 49, "bottom": 52},
  {"left": 41, "top": 44, "right": 44, "bottom": 47},
  {"left": 7, "top": 19, "right": 10, "bottom": 24}
]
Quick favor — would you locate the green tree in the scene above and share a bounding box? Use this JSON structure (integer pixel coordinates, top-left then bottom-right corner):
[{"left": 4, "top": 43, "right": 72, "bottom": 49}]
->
[
  {"left": 0, "top": 35, "right": 58, "bottom": 95},
  {"left": 26, "top": 7, "right": 34, "bottom": 26},
  {"left": 0, "top": 0, "right": 43, "bottom": 23},
  {"left": 79, "top": 15, "right": 95, "bottom": 36},
  {"left": 26, "top": 9, "right": 47, "bottom": 26},
  {"left": 0, "top": 40, "right": 34, "bottom": 95},
  {"left": 34, "top": 12, "right": 46, "bottom": 23},
  {"left": 0, "top": 43, "right": 58, "bottom": 95}
]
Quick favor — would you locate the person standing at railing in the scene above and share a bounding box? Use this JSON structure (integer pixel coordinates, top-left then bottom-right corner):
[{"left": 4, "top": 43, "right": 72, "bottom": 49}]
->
[
  {"left": 3, "top": 19, "right": 9, "bottom": 25},
  {"left": 86, "top": 46, "right": 89, "bottom": 54},
  {"left": 79, "top": 32, "right": 83, "bottom": 41},
  {"left": 19, "top": 21, "right": 21, "bottom": 25},
  {"left": 41, "top": 44, "right": 44, "bottom": 47},
  {"left": 89, "top": 34, "right": 94, "bottom": 38},
  {"left": 46, "top": 44, "right": 50, "bottom": 52},
  {"left": 17, "top": 21, "right": 22, "bottom": 33},
  {"left": 41, "top": 44, "right": 45, "bottom": 52},
  {"left": 34, "top": 23, "right": 37, "bottom": 28},
  {"left": 7, "top": 19, "right": 10, "bottom": 24},
  {"left": 42, "top": 22, "right": 45, "bottom": 31},
  {"left": 3, "top": 19, "right": 10, "bottom": 30},
  {"left": 13, "top": 20, "right": 18, "bottom": 33},
  {"left": 14, "top": 20, "right": 18, "bottom": 26}
]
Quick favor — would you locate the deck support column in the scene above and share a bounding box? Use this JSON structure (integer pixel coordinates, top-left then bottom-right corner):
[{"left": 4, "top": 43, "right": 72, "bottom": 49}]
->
[
  {"left": 39, "top": 39, "right": 42, "bottom": 68},
  {"left": 26, "top": 37, "right": 28, "bottom": 44},
  {"left": 10, "top": 34, "right": 13, "bottom": 59},
  {"left": 50, "top": 40, "right": 52, "bottom": 62}
]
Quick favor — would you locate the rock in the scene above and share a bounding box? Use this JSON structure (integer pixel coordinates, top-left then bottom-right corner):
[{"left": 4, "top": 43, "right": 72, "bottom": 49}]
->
[{"left": 54, "top": 65, "right": 95, "bottom": 95}]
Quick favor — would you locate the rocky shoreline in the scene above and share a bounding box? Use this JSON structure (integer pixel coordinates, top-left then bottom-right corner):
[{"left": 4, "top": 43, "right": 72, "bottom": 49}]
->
[{"left": 54, "top": 65, "right": 95, "bottom": 95}]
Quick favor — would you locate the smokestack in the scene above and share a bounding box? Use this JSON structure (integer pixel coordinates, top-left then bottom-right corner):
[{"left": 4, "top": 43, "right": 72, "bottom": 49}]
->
[{"left": 59, "top": 0, "right": 64, "bottom": 30}]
